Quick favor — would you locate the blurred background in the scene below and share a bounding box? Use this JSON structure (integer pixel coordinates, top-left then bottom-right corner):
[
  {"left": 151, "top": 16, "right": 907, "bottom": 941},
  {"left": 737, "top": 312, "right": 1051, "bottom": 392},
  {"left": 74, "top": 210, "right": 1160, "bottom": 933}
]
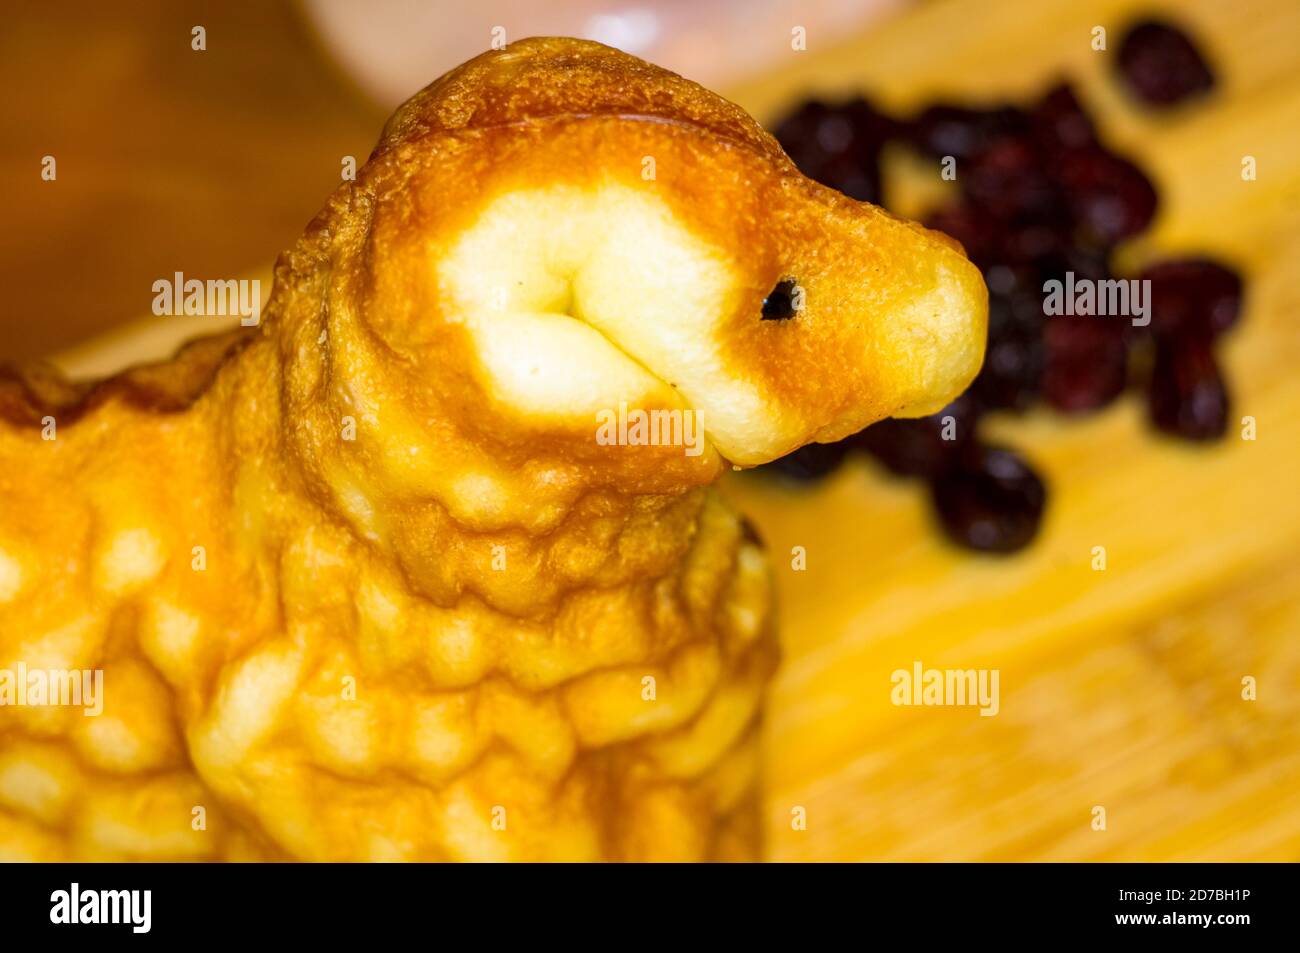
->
[{"left": 3, "top": 0, "right": 1298, "bottom": 860}]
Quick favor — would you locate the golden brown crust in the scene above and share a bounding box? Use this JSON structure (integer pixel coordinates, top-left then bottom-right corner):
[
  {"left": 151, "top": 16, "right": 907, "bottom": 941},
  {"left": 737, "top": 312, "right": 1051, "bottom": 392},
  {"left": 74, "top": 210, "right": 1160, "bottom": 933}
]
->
[{"left": 375, "top": 37, "right": 785, "bottom": 164}]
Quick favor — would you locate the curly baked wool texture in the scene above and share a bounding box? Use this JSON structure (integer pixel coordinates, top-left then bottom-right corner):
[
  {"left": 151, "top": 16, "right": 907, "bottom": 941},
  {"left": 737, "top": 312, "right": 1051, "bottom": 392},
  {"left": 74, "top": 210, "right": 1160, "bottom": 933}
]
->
[{"left": 0, "top": 38, "right": 985, "bottom": 860}]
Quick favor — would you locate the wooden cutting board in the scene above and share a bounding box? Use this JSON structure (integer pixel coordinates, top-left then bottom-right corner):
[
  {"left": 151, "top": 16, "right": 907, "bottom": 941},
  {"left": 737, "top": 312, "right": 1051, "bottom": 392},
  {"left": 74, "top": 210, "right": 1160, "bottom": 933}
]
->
[
  {"left": 49, "top": 0, "right": 1300, "bottom": 861},
  {"left": 721, "top": 0, "right": 1300, "bottom": 860}
]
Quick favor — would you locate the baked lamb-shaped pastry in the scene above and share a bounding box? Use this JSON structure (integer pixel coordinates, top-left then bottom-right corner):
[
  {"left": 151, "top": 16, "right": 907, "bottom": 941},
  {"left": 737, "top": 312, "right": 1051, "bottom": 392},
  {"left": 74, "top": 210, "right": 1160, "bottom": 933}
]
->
[{"left": 0, "top": 38, "right": 985, "bottom": 861}]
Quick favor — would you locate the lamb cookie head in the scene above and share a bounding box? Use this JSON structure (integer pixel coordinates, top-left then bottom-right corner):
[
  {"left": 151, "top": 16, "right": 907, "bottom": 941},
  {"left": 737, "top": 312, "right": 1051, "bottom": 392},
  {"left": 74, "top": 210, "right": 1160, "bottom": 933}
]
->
[{"left": 276, "top": 37, "right": 986, "bottom": 536}]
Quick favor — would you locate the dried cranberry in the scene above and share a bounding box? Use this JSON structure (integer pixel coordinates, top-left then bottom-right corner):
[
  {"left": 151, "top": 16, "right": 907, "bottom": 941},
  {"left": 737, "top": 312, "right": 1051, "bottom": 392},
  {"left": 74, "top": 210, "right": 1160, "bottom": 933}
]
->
[
  {"left": 771, "top": 100, "right": 826, "bottom": 152},
  {"left": 964, "top": 138, "right": 1062, "bottom": 224},
  {"left": 773, "top": 98, "right": 892, "bottom": 203},
  {"left": 1042, "top": 316, "right": 1129, "bottom": 413},
  {"left": 926, "top": 203, "right": 1001, "bottom": 266},
  {"left": 1117, "top": 20, "right": 1216, "bottom": 107},
  {"left": 1054, "top": 146, "right": 1158, "bottom": 245},
  {"left": 839, "top": 98, "right": 899, "bottom": 146},
  {"left": 930, "top": 445, "right": 1046, "bottom": 553},
  {"left": 1000, "top": 224, "right": 1070, "bottom": 268},
  {"left": 1045, "top": 242, "right": 1112, "bottom": 285},
  {"left": 767, "top": 439, "right": 850, "bottom": 481},
  {"left": 972, "top": 291, "right": 1045, "bottom": 410},
  {"left": 813, "top": 152, "right": 882, "bottom": 203},
  {"left": 1013, "top": 232, "right": 1112, "bottom": 289},
  {"left": 1140, "top": 258, "right": 1243, "bottom": 340},
  {"left": 983, "top": 263, "right": 1038, "bottom": 298},
  {"left": 856, "top": 395, "right": 979, "bottom": 479},
  {"left": 906, "top": 103, "right": 1029, "bottom": 160},
  {"left": 1148, "top": 338, "right": 1229, "bottom": 440},
  {"left": 1031, "top": 83, "right": 1097, "bottom": 152}
]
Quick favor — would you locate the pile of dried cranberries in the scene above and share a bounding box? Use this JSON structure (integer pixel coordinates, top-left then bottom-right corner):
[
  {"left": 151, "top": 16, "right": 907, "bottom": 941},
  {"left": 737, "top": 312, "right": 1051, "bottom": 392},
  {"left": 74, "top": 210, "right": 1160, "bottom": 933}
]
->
[{"left": 765, "top": 18, "right": 1243, "bottom": 554}]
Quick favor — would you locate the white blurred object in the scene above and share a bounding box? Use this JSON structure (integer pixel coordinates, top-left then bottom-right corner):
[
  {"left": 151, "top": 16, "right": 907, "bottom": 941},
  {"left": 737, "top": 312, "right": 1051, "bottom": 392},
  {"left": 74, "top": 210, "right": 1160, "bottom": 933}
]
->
[{"left": 301, "top": 0, "right": 902, "bottom": 109}]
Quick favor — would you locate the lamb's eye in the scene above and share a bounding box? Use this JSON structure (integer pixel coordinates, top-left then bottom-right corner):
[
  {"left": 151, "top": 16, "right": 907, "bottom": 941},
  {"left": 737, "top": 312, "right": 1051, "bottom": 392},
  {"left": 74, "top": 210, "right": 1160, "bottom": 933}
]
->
[{"left": 761, "top": 279, "right": 799, "bottom": 321}]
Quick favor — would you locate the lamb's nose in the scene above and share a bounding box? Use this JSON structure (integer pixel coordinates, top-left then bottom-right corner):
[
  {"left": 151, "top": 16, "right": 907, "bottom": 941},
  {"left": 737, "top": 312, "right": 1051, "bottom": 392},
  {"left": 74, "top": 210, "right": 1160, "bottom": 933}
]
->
[
  {"left": 866, "top": 242, "right": 989, "bottom": 420},
  {"left": 709, "top": 197, "right": 987, "bottom": 463}
]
